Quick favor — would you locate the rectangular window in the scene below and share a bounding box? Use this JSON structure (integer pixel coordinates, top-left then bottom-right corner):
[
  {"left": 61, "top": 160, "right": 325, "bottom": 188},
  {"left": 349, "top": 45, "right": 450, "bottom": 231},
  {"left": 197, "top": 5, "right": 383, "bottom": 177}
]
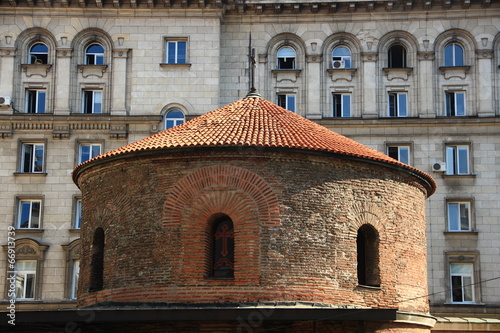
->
[
  {"left": 165, "top": 40, "right": 187, "bottom": 64},
  {"left": 18, "top": 199, "right": 41, "bottom": 229},
  {"left": 79, "top": 143, "right": 101, "bottom": 164},
  {"left": 21, "top": 143, "right": 44, "bottom": 173},
  {"left": 15, "top": 260, "right": 37, "bottom": 299},
  {"left": 74, "top": 199, "right": 82, "bottom": 229},
  {"left": 446, "top": 145, "right": 470, "bottom": 175},
  {"left": 445, "top": 92, "right": 465, "bottom": 116},
  {"left": 70, "top": 260, "right": 80, "bottom": 300},
  {"left": 448, "top": 201, "right": 471, "bottom": 232},
  {"left": 388, "top": 92, "right": 407, "bottom": 117},
  {"left": 332, "top": 94, "right": 351, "bottom": 117},
  {"left": 387, "top": 146, "right": 410, "bottom": 165},
  {"left": 277, "top": 94, "right": 296, "bottom": 113},
  {"left": 450, "top": 263, "right": 474, "bottom": 303},
  {"left": 82, "top": 91, "right": 102, "bottom": 114},
  {"left": 26, "top": 90, "right": 46, "bottom": 114}
]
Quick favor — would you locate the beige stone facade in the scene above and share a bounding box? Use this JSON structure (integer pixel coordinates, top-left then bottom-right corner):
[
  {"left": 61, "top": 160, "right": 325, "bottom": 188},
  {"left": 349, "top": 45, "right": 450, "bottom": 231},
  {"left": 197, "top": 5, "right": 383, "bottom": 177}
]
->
[{"left": 0, "top": 0, "right": 499, "bottom": 331}]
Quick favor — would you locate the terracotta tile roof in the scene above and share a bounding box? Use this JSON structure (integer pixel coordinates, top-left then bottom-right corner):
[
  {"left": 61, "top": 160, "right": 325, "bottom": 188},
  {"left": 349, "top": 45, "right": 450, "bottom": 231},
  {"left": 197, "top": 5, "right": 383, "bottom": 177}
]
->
[{"left": 73, "top": 96, "right": 436, "bottom": 195}]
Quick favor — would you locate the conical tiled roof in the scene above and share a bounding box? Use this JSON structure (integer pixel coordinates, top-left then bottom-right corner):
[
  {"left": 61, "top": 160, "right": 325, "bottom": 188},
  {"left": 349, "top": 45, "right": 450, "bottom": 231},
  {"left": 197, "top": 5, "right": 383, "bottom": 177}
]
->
[{"left": 73, "top": 96, "right": 436, "bottom": 194}]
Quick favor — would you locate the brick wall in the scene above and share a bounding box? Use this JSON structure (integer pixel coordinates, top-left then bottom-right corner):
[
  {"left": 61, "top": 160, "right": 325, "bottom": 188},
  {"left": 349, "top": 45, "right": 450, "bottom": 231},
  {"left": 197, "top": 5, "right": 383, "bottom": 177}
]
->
[{"left": 76, "top": 149, "right": 431, "bottom": 319}]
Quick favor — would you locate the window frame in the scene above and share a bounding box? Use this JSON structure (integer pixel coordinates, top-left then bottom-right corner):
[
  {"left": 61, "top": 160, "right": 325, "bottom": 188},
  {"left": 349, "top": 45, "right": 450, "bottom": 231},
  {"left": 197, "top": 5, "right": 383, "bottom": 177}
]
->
[
  {"left": 16, "top": 198, "right": 43, "bottom": 229},
  {"left": 277, "top": 94, "right": 296, "bottom": 113},
  {"left": 332, "top": 93, "right": 351, "bottom": 117},
  {"left": 78, "top": 142, "right": 102, "bottom": 164},
  {"left": 450, "top": 263, "right": 475, "bottom": 304},
  {"left": 28, "top": 43, "right": 49, "bottom": 65},
  {"left": 387, "top": 145, "right": 411, "bottom": 165},
  {"left": 70, "top": 260, "right": 80, "bottom": 300},
  {"left": 164, "top": 109, "right": 185, "bottom": 130},
  {"left": 388, "top": 44, "right": 407, "bottom": 68},
  {"left": 445, "top": 144, "right": 471, "bottom": 175},
  {"left": 444, "top": 42, "right": 464, "bottom": 67},
  {"left": 388, "top": 92, "right": 408, "bottom": 117},
  {"left": 85, "top": 43, "right": 105, "bottom": 65},
  {"left": 445, "top": 91, "right": 466, "bottom": 116},
  {"left": 20, "top": 142, "right": 45, "bottom": 173},
  {"left": 332, "top": 46, "right": 352, "bottom": 69},
  {"left": 82, "top": 90, "right": 103, "bottom": 114},
  {"left": 25, "top": 89, "right": 47, "bottom": 114},
  {"left": 164, "top": 38, "right": 188, "bottom": 65},
  {"left": 14, "top": 260, "right": 37, "bottom": 300},
  {"left": 447, "top": 200, "right": 472, "bottom": 232},
  {"left": 277, "top": 46, "right": 296, "bottom": 70},
  {"left": 73, "top": 197, "right": 82, "bottom": 229}
]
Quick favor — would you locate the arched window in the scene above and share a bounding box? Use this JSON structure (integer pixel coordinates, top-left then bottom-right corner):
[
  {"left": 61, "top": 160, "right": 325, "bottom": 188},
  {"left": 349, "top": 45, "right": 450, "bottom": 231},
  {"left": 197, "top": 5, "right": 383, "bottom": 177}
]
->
[
  {"left": 211, "top": 217, "right": 234, "bottom": 278},
  {"left": 164, "top": 109, "right": 185, "bottom": 130},
  {"left": 332, "top": 46, "right": 351, "bottom": 69},
  {"left": 29, "top": 43, "right": 48, "bottom": 64},
  {"left": 444, "top": 43, "right": 464, "bottom": 67},
  {"left": 356, "top": 224, "right": 380, "bottom": 287},
  {"left": 89, "top": 227, "right": 105, "bottom": 292},
  {"left": 277, "top": 46, "right": 296, "bottom": 69},
  {"left": 388, "top": 44, "right": 406, "bottom": 68},
  {"left": 85, "top": 44, "right": 105, "bottom": 65}
]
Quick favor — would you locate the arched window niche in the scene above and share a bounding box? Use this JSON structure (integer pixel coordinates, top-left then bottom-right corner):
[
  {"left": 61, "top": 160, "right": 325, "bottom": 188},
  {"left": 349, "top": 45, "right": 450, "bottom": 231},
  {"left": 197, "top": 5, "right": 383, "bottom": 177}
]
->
[
  {"left": 205, "top": 214, "right": 235, "bottom": 279},
  {"left": 356, "top": 224, "right": 380, "bottom": 288},
  {"left": 89, "top": 227, "right": 105, "bottom": 292}
]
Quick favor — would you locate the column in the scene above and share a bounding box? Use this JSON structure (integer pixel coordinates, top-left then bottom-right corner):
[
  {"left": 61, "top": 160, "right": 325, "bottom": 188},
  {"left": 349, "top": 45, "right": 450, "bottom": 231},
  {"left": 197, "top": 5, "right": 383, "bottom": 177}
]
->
[{"left": 111, "top": 48, "right": 130, "bottom": 116}]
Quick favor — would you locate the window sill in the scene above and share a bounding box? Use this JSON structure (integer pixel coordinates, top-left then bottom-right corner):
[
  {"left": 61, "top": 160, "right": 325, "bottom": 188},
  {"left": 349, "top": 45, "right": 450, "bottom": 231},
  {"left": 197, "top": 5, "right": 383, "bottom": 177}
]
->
[
  {"left": 15, "top": 229, "right": 44, "bottom": 234},
  {"left": 69, "top": 228, "right": 81, "bottom": 233},
  {"left": 441, "top": 174, "right": 477, "bottom": 179},
  {"left": 444, "top": 231, "right": 478, "bottom": 236},
  {"left": 356, "top": 284, "right": 381, "bottom": 290},
  {"left": 159, "top": 63, "right": 192, "bottom": 68},
  {"left": 203, "top": 276, "right": 234, "bottom": 281}
]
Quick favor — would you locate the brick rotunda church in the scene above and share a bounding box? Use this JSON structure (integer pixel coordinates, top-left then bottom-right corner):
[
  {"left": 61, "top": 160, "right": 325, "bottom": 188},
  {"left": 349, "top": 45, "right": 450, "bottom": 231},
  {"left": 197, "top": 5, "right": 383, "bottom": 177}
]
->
[{"left": 70, "top": 92, "right": 437, "bottom": 332}]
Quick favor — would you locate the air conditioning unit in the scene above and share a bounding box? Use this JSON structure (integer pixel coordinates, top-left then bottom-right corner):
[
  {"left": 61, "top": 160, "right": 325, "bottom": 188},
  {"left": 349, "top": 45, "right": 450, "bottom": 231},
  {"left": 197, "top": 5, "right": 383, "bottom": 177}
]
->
[
  {"left": 0, "top": 96, "right": 11, "bottom": 106},
  {"left": 332, "top": 60, "right": 346, "bottom": 69},
  {"left": 432, "top": 162, "right": 446, "bottom": 172}
]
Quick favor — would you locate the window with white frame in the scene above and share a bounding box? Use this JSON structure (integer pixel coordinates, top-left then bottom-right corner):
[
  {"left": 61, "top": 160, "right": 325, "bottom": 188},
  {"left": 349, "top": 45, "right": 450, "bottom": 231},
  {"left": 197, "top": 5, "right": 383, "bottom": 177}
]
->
[
  {"left": 332, "top": 93, "right": 351, "bottom": 117},
  {"left": 332, "top": 46, "right": 351, "bottom": 69},
  {"left": 164, "top": 109, "right": 185, "bottom": 130},
  {"left": 388, "top": 92, "right": 407, "bottom": 117},
  {"left": 70, "top": 260, "right": 80, "bottom": 300},
  {"left": 85, "top": 44, "right": 104, "bottom": 65},
  {"left": 387, "top": 145, "right": 410, "bottom": 165},
  {"left": 445, "top": 92, "right": 465, "bottom": 116},
  {"left": 277, "top": 94, "right": 296, "bottom": 113},
  {"left": 446, "top": 145, "right": 470, "bottom": 175},
  {"left": 388, "top": 44, "right": 406, "bottom": 68},
  {"left": 74, "top": 198, "right": 82, "bottom": 229},
  {"left": 165, "top": 39, "right": 187, "bottom": 64},
  {"left": 82, "top": 90, "right": 102, "bottom": 114},
  {"left": 79, "top": 143, "right": 101, "bottom": 164},
  {"left": 17, "top": 199, "right": 42, "bottom": 229},
  {"left": 29, "top": 43, "right": 48, "bottom": 64},
  {"left": 15, "top": 260, "right": 37, "bottom": 299},
  {"left": 447, "top": 201, "right": 471, "bottom": 232},
  {"left": 20, "top": 143, "right": 44, "bottom": 173},
  {"left": 277, "top": 47, "right": 296, "bottom": 69},
  {"left": 450, "top": 263, "right": 475, "bottom": 303},
  {"left": 444, "top": 43, "right": 464, "bottom": 67},
  {"left": 26, "top": 90, "right": 46, "bottom": 114}
]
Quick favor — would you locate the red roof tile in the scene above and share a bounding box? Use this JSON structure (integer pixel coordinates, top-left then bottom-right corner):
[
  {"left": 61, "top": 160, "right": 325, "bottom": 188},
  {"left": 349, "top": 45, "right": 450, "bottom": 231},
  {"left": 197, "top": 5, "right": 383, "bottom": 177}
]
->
[{"left": 73, "top": 96, "right": 436, "bottom": 195}]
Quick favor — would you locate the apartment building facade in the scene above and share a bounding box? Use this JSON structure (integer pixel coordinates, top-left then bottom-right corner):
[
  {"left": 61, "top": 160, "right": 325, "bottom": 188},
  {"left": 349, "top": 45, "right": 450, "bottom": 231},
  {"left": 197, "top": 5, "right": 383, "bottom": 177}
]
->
[{"left": 0, "top": 0, "right": 499, "bottom": 331}]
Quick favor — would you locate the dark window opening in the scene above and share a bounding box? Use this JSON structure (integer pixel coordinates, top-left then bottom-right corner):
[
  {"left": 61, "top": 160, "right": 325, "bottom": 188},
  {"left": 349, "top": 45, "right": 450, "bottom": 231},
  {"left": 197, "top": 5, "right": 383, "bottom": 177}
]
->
[
  {"left": 388, "top": 45, "right": 406, "bottom": 68},
  {"left": 357, "top": 224, "right": 380, "bottom": 287},
  {"left": 89, "top": 227, "right": 105, "bottom": 292},
  {"left": 211, "top": 217, "right": 234, "bottom": 278}
]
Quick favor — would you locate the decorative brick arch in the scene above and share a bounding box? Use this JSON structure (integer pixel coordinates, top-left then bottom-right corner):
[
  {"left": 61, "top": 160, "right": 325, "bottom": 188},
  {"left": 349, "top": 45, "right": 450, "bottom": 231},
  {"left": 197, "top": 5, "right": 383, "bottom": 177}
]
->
[
  {"left": 163, "top": 165, "right": 280, "bottom": 228},
  {"left": 347, "top": 201, "right": 386, "bottom": 238}
]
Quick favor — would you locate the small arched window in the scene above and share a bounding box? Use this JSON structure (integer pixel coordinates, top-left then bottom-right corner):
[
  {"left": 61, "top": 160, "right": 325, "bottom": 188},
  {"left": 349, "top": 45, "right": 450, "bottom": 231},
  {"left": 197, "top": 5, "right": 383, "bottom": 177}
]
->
[
  {"left": 89, "top": 227, "right": 105, "bottom": 292},
  {"left": 164, "top": 109, "right": 185, "bottom": 130},
  {"left": 29, "top": 43, "right": 48, "bottom": 64},
  {"left": 277, "top": 46, "right": 296, "bottom": 69},
  {"left": 85, "top": 44, "right": 105, "bottom": 65},
  {"left": 212, "top": 217, "right": 234, "bottom": 278},
  {"left": 332, "top": 46, "right": 351, "bottom": 69},
  {"left": 388, "top": 44, "right": 406, "bottom": 68},
  {"left": 357, "top": 224, "right": 380, "bottom": 287},
  {"left": 444, "top": 43, "right": 464, "bottom": 67}
]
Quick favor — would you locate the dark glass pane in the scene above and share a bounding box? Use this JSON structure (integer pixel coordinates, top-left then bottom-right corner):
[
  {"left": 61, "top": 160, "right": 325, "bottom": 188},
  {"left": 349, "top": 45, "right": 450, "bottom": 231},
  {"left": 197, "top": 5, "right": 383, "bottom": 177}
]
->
[
  {"left": 22, "top": 144, "right": 33, "bottom": 172},
  {"left": 388, "top": 147, "right": 399, "bottom": 160},
  {"left": 388, "top": 93, "right": 396, "bottom": 117},
  {"left": 177, "top": 42, "right": 186, "bottom": 64},
  {"left": 333, "top": 94, "right": 341, "bottom": 117},
  {"left": 213, "top": 219, "right": 234, "bottom": 278},
  {"left": 388, "top": 45, "right": 406, "bottom": 68},
  {"left": 451, "top": 276, "right": 463, "bottom": 302},
  {"left": 27, "top": 90, "right": 36, "bottom": 113}
]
